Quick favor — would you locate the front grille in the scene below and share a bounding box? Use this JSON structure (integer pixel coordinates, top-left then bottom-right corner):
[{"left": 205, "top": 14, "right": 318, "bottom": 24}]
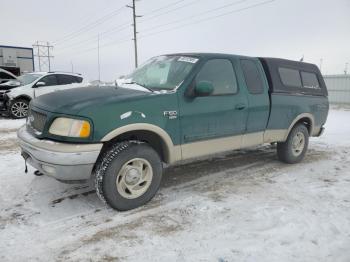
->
[
  {"left": 0, "top": 92, "right": 8, "bottom": 111},
  {"left": 28, "top": 109, "right": 47, "bottom": 134}
]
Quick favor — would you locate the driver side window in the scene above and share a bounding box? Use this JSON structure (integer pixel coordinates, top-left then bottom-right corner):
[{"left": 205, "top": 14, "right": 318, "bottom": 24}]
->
[
  {"left": 38, "top": 75, "right": 58, "bottom": 87},
  {"left": 195, "top": 59, "right": 238, "bottom": 95}
]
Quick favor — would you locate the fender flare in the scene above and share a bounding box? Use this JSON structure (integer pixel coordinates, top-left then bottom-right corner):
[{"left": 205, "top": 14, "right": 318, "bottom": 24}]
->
[
  {"left": 10, "top": 94, "right": 32, "bottom": 102},
  {"left": 101, "top": 123, "right": 181, "bottom": 164},
  {"left": 284, "top": 113, "right": 315, "bottom": 140}
]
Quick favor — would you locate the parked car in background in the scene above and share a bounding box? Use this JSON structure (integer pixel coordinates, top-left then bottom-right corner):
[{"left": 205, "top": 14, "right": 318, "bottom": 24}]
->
[
  {"left": 0, "top": 72, "right": 84, "bottom": 118},
  {"left": 0, "top": 68, "right": 18, "bottom": 84},
  {"left": 17, "top": 53, "right": 329, "bottom": 211}
]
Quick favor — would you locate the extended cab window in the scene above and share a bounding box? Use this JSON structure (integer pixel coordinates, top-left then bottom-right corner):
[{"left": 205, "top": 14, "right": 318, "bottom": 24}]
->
[
  {"left": 40, "top": 75, "right": 58, "bottom": 86},
  {"left": 196, "top": 59, "right": 237, "bottom": 95},
  {"left": 241, "top": 59, "right": 264, "bottom": 94},
  {"left": 278, "top": 67, "right": 302, "bottom": 87},
  {"left": 301, "top": 71, "right": 320, "bottom": 89},
  {"left": 57, "top": 74, "right": 78, "bottom": 85}
]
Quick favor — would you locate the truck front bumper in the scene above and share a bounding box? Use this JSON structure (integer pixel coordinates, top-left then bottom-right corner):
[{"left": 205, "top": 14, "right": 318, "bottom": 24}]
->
[
  {"left": 0, "top": 92, "right": 10, "bottom": 115},
  {"left": 17, "top": 126, "right": 103, "bottom": 183}
]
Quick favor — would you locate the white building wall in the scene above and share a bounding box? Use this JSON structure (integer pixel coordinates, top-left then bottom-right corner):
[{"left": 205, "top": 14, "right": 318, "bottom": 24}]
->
[{"left": 0, "top": 45, "right": 34, "bottom": 74}]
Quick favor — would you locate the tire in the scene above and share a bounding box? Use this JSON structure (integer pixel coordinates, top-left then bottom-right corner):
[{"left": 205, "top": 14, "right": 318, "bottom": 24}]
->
[
  {"left": 95, "top": 141, "right": 163, "bottom": 211},
  {"left": 277, "top": 123, "right": 309, "bottom": 164},
  {"left": 10, "top": 99, "right": 29, "bottom": 119}
]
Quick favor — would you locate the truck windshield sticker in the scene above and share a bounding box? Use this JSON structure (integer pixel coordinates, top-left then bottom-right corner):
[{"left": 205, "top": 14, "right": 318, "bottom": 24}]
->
[{"left": 178, "top": 57, "right": 199, "bottom": 64}]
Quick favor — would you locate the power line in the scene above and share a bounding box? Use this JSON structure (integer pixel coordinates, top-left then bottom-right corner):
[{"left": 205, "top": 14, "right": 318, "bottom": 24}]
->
[
  {"left": 54, "top": 6, "right": 126, "bottom": 45},
  {"left": 142, "top": 0, "right": 185, "bottom": 16},
  {"left": 56, "top": 23, "right": 130, "bottom": 53},
  {"left": 141, "top": 0, "right": 201, "bottom": 21},
  {"left": 57, "top": 0, "right": 276, "bottom": 59},
  {"left": 55, "top": 0, "right": 201, "bottom": 52},
  {"left": 61, "top": 37, "right": 132, "bottom": 58},
  {"left": 140, "top": 0, "right": 249, "bottom": 33},
  {"left": 139, "top": 0, "right": 276, "bottom": 40}
]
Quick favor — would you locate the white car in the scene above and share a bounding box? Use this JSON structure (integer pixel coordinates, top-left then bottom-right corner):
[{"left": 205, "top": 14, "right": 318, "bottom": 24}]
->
[{"left": 0, "top": 72, "right": 84, "bottom": 118}]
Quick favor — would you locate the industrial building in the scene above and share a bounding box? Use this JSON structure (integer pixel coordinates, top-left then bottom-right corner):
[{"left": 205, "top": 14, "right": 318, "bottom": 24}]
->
[
  {"left": 324, "top": 74, "right": 350, "bottom": 104},
  {"left": 0, "top": 45, "right": 34, "bottom": 75}
]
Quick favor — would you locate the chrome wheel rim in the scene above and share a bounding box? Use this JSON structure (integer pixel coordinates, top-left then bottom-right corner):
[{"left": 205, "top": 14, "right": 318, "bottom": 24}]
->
[
  {"left": 292, "top": 131, "right": 305, "bottom": 156},
  {"left": 11, "top": 101, "right": 28, "bottom": 118},
  {"left": 116, "top": 158, "right": 153, "bottom": 199}
]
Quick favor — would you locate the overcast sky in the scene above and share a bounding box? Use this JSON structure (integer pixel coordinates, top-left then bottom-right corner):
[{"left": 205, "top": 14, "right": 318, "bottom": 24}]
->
[{"left": 1, "top": 0, "right": 349, "bottom": 81}]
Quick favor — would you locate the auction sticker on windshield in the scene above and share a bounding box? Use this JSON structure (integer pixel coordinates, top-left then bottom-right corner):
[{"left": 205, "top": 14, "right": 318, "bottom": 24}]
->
[{"left": 178, "top": 56, "right": 199, "bottom": 63}]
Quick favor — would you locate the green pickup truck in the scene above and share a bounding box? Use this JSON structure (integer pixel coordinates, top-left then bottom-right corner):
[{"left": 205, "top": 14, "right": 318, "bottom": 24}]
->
[{"left": 18, "top": 53, "right": 329, "bottom": 210}]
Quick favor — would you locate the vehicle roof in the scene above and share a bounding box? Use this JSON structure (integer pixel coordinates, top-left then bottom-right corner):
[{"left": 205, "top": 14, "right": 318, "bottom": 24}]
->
[
  {"left": 259, "top": 57, "right": 319, "bottom": 72},
  {"left": 25, "top": 71, "right": 83, "bottom": 77},
  {"left": 165, "top": 53, "right": 318, "bottom": 66},
  {"left": 164, "top": 52, "right": 254, "bottom": 60}
]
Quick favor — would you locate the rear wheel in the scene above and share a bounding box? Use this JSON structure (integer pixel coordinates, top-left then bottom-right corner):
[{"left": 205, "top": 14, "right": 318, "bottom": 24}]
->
[
  {"left": 10, "top": 99, "right": 29, "bottom": 119},
  {"left": 277, "top": 123, "right": 309, "bottom": 164},
  {"left": 95, "top": 141, "right": 163, "bottom": 211}
]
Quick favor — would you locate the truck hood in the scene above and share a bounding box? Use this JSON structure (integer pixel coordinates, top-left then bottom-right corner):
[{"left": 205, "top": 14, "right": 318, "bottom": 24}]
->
[{"left": 31, "top": 85, "right": 153, "bottom": 114}]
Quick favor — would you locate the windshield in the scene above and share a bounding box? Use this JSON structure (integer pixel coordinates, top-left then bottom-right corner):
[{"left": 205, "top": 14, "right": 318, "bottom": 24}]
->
[
  {"left": 17, "top": 74, "right": 43, "bottom": 85},
  {"left": 125, "top": 55, "right": 199, "bottom": 90}
]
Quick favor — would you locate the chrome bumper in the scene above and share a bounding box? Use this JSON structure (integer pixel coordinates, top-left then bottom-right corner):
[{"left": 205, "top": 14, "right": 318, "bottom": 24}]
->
[{"left": 17, "top": 126, "right": 103, "bottom": 182}]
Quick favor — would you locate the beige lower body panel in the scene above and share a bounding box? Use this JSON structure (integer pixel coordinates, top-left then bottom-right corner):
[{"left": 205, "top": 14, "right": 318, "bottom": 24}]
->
[
  {"left": 172, "top": 125, "right": 322, "bottom": 163},
  {"left": 181, "top": 135, "right": 242, "bottom": 160},
  {"left": 263, "top": 129, "right": 287, "bottom": 143},
  {"left": 179, "top": 130, "right": 290, "bottom": 162}
]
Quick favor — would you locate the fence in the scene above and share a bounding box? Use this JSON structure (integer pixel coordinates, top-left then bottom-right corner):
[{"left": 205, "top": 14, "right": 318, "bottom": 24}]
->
[{"left": 323, "top": 74, "right": 350, "bottom": 104}]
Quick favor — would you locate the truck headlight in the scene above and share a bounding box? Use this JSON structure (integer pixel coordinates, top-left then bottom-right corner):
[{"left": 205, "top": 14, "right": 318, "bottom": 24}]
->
[{"left": 49, "top": 117, "right": 91, "bottom": 138}]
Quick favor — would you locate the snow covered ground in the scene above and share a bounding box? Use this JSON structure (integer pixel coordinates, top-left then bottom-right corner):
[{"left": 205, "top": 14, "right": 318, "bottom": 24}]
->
[{"left": 0, "top": 108, "right": 350, "bottom": 262}]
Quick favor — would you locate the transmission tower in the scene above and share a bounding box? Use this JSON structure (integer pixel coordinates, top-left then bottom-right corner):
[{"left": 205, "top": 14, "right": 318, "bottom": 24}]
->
[{"left": 32, "top": 41, "right": 54, "bottom": 71}]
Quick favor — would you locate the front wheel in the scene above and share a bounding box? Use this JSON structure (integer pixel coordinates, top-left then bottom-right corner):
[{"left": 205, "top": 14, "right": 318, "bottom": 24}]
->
[
  {"left": 277, "top": 124, "right": 309, "bottom": 164},
  {"left": 10, "top": 99, "right": 29, "bottom": 119},
  {"left": 95, "top": 141, "right": 163, "bottom": 211}
]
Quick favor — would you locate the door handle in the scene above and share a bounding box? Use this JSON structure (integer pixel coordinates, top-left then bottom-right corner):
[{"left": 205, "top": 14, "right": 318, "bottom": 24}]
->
[{"left": 235, "top": 103, "right": 246, "bottom": 110}]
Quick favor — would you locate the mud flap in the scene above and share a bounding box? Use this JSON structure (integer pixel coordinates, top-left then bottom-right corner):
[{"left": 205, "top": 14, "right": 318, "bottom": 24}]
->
[{"left": 21, "top": 151, "right": 29, "bottom": 173}]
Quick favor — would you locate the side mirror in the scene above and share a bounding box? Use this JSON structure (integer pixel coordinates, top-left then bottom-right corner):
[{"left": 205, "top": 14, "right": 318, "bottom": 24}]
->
[
  {"left": 34, "top": 81, "right": 45, "bottom": 88},
  {"left": 194, "top": 81, "right": 214, "bottom": 97}
]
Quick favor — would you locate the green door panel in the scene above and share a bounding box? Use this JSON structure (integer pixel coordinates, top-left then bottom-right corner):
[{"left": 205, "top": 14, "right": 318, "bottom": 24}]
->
[
  {"left": 179, "top": 94, "right": 248, "bottom": 143},
  {"left": 178, "top": 57, "right": 249, "bottom": 144}
]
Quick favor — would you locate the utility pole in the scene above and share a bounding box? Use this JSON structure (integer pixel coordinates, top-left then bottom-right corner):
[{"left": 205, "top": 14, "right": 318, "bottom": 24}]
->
[
  {"left": 127, "top": 0, "right": 141, "bottom": 68},
  {"left": 319, "top": 58, "right": 323, "bottom": 73},
  {"left": 344, "top": 62, "right": 348, "bottom": 75},
  {"left": 32, "top": 41, "right": 54, "bottom": 71},
  {"left": 97, "top": 34, "right": 101, "bottom": 82}
]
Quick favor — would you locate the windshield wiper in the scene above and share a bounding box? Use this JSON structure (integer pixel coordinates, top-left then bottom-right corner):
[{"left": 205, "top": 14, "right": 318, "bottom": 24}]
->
[{"left": 123, "top": 81, "right": 154, "bottom": 92}]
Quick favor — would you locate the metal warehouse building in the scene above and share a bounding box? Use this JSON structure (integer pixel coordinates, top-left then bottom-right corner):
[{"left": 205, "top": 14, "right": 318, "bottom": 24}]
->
[
  {"left": 323, "top": 74, "right": 350, "bottom": 104},
  {"left": 0, "top": 45, "right": 34, "bottom": 75}
]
